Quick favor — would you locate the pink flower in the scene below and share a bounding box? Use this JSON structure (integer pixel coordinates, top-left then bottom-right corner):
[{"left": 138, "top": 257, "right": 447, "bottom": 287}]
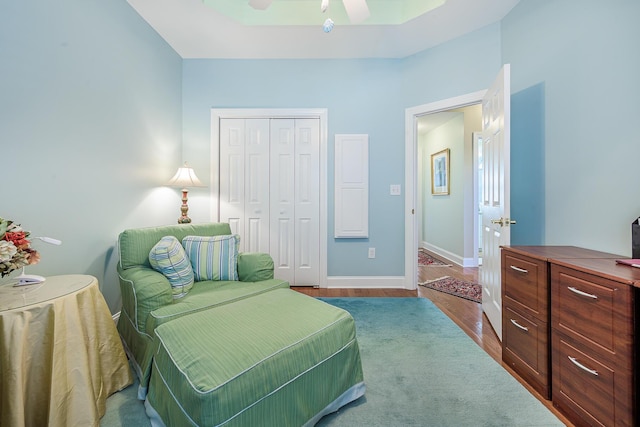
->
[{"left": 4, "top": 232, "right": 30, "bottom": 250}]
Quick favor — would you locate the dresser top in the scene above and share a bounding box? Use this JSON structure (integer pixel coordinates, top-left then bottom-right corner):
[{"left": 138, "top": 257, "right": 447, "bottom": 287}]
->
[
  {"left": 501, "top": 245, "right": 621, "bottom": 261},
  {"left": 550, "top": 257, "right": 640, "bottom": 287},
  {"left": 502, "top": 246, "right": 640, "bottom": 288}
]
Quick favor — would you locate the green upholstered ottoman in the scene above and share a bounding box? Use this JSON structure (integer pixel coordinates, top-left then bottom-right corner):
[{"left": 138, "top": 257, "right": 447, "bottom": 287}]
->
[{"left": 144, "top": 289, "right": 365, "bottom": 427}]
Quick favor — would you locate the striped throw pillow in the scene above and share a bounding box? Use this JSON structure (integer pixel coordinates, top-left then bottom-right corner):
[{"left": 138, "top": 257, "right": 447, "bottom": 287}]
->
[
  {"left": 182, "top": 234, "right": 240, "bottom": 281},
  {"left": 149, "top": 236, "right": 194, "bottom": 299}
]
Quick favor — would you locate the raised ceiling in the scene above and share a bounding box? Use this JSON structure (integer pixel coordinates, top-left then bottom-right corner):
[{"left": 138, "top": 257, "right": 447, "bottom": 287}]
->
[{"left": 126, "top": 0, "right": 520, "bottom": 59}]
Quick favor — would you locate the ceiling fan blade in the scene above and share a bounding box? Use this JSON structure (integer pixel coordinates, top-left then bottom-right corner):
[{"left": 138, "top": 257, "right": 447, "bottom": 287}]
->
[
  {"left": 248, "top": 0, "right": 273, "bottom": 10},
  {"left": 342, "top": 0, "right": 370, "bottom": 24}
]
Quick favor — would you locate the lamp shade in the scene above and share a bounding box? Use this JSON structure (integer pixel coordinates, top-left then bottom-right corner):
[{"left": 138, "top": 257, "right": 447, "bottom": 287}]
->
[{"left": 168, "top": 162, "right": 205, "bottom": 189}]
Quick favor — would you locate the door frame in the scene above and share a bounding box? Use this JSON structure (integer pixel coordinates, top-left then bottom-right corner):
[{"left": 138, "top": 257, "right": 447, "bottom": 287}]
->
[
  {"left": 404, "top": 91, "right": 486, "bottom": 290},
  {"left": 211, "top": 108, "right": 328, "bottom": 288}
]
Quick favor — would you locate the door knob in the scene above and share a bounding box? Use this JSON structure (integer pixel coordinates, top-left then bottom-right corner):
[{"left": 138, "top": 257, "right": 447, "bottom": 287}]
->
[{"left": 491, "top": 217, "right": 516, "bottom": 227}]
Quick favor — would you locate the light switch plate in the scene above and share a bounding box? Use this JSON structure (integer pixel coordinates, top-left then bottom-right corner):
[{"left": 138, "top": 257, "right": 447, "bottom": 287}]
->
[{"left": 390, "top": 184, "right": 401, "bottom": 196}]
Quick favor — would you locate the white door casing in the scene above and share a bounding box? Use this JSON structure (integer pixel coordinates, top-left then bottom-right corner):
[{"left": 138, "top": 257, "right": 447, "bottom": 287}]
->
[
  {"left": 480, "top": 64, "right": 511, "bottom": 341},
  {"left": 404, "top": 66, "right": 511, "bottom": 339}
]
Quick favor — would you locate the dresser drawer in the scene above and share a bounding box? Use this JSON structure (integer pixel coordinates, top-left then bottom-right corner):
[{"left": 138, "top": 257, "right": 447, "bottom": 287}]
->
[
  {"left": 551, "top": 265, "right": 633, "bottom": 360},
  {"left": 552, "top": 333, "right": 633, "bottom": 427},
  {"left": 502, "top": 252, "right": 548, "bottom": 320},
  {"left": 502, "top": 306, "right": 549, "bottom": 398}
]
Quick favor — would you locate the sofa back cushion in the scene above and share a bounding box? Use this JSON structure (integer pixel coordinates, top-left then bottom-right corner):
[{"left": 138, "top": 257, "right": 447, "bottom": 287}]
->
[
  {"left": 119, "top": 223, "right": 232, "bottom": 270},
  {"left": 182, "top": 234, "right": 240, "bottom": 281},
  {"left": 149, "top": 236, "right": 194, "bottom": 299}
]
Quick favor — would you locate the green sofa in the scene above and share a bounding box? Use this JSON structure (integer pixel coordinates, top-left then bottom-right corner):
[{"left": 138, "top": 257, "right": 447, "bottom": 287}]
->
[{"left": 116, "top": 223, "right": 289, "bottom": 397}]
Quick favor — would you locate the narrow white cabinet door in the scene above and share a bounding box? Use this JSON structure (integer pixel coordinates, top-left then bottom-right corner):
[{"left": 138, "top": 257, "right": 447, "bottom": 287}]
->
[
  {"left": 270, "top": 118, "right": 320, "bottom": 286},
  {"left": 219, "top": 118, "right": 270, "bottom": 253},
  {"left": 244, "top": 119, "right": 270, "bottom": 253},
  {"left": 293, "top": 119, "right": 320, "bottom": 286},
  {"left": 269, "top": 119, "right": 296, "bottom": 284},
  {"left": 219, "top": 118, "right": 245, "bottom": 242}
]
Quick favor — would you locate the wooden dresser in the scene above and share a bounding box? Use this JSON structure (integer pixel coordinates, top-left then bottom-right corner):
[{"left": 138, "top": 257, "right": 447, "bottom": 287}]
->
[{"left": 501, "top": 246, "right": 639, "bottom": 426}]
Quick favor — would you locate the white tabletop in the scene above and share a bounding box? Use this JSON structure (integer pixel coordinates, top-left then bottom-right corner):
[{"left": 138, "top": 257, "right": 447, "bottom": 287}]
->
[{"left": 0, "top": 274, "right": 95, "bottom": 312}]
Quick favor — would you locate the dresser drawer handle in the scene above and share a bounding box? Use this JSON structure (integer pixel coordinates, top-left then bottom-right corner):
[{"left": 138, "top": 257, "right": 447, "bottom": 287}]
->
[
  {"left": 567, "top": 286, "right": 598, "bottom": 300},
  {"left": 510, "top": 319, "right": 529, "bottom": 332},
  {"left": 568, "top": 356, "right": 598, "bottom": 376},
  {"left": 510, "top": 265, "right": 528, "bottom": 274}
]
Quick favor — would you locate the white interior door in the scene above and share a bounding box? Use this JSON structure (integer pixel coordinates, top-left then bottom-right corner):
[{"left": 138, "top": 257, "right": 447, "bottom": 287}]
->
[
  {"left": 220, "top": 115, "right": 320, "bottom": 286},
  {"left": 293, "top": 118, "right": 320, "bottom": 286},
  {"left": 269, "top": 118, "right": 320, "bottom": 286},
  {"left": 270, "top": 119, "right": 296, "bottom": 284},
  {"left": 219, "top": 118, "right": 245, "bottom": 239},
  {"left": 219, "top": 118, "right": 270, "bottom": 253},
  {"left": 480, "top": 64, "right": 511, "bottom": 341}
]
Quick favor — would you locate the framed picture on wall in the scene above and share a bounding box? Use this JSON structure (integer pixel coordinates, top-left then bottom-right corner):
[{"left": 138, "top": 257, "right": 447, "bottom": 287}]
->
[{"left": 431, "top": 148, "right": 450, "bottom": 195}]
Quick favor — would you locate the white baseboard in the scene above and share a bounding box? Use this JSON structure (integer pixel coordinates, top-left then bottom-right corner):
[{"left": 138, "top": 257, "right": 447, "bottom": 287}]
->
[
  {"left": 325, "top": 276, "right": 408, "bottom": 289},
  {"left": 421, "top": 242, "right": 465, "bottom": 267}
]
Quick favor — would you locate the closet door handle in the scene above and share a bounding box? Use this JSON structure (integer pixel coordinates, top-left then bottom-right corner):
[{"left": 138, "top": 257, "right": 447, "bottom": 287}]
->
[
  {"left": 510, "top": 319, "right": 529, "bottom": 332},
  {"left": 568, "top": 356, "right": 598, "bottom": 376},
  {"left": 568, "top": 286, "right": 598, "bottom": 300},
  {"left": 510, "top": 265, "right": 528, "bottom": 274}
]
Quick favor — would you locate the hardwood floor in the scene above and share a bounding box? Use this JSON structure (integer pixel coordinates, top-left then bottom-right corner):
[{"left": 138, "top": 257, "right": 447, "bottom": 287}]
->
[{"left": 292, "top": 249, "right": 574, "bottom": 426}]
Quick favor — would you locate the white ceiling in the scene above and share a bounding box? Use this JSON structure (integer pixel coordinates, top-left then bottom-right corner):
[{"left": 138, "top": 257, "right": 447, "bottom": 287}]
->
[{"left": 126, "top": 0, "right": 520, "bottom": 59}]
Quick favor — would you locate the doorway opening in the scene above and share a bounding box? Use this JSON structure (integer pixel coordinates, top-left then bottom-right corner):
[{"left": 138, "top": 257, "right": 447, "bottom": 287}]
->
[{"left": 404, "top": 91, "right": 486, "bottom": 290}]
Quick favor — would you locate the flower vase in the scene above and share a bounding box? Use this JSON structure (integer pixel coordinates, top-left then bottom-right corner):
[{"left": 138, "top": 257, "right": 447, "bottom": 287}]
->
[{"left": 0, "top": 269, "right": 20, "bottom": 287}]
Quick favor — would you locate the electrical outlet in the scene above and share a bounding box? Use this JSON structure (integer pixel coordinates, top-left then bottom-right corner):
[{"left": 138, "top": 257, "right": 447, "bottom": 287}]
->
[
  {"left": 390, "top": 184, "right": 401, "bottom": 196},
  {"left": 368, "top": 247, "right": 376, "bottom": 259}
]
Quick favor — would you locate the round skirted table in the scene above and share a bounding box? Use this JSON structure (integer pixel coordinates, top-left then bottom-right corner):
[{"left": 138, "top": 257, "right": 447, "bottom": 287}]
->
[{"left": 0, "top": 274, "right": 132, "bottom": 427}]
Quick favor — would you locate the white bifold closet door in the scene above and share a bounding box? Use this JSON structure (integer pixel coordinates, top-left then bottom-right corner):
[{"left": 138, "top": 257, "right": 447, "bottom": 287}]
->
[{"left": 219, "top": 117, "right": 320, "bottom": 287}]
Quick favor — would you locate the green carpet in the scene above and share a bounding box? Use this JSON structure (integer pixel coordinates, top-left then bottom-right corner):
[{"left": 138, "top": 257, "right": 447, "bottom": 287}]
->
[
  {"left": 101, "top": 297, "right": 563, "bottom": 426},
  {"left": 315, "top": 298, "right": 562, "bottom": 426}
]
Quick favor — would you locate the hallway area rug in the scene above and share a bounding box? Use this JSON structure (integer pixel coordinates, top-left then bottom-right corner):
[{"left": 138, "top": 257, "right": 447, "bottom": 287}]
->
[
  {"left": 418, "top": 249, "right": 452, "bottom": 266},
  {"left": 419, "top": 276, "right": 482, "bottom": 303}
]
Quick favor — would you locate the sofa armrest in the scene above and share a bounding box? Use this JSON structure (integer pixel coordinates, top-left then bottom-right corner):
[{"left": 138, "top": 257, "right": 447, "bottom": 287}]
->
[
  {"left": 117, "top": 264, "right": 173, "bottom": 335},
  {"left": 237, "top": 252, "right": 275, "bottom": 282}
]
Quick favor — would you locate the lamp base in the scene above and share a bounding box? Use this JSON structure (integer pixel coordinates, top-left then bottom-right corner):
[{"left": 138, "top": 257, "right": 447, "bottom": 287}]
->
[{"left": 177, "top": 188, "right": 192, "bottom": 224}]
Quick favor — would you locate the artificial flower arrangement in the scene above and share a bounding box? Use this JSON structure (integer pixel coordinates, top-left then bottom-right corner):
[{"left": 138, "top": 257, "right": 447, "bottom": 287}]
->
[{"left": 0, "top": 217, "right": 40, "bottom": 277}]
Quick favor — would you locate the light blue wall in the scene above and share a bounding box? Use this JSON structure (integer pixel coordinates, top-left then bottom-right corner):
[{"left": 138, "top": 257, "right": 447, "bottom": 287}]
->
[
  {"left": 420, "top": 115, "right": 465, "bottom": 256},
  {"left": 503, "top": 0, "right": 640, "bottom": 255},
  {"left": 0, "top": 1, "right": 183, "bottom": 311},
  {"left": 182, "top": 24, "right": 502, "bottom": 277},
  {"left": 10, "top": 0, "right": 634, "bottom": 308},
  {"left": 401, "top": 24, "right": 502, "bottom": 106}
]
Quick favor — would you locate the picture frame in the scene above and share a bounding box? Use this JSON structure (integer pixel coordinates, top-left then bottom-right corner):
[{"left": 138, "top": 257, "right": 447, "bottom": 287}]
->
[{"left": 431, "top": 148, "right": 450, "bottom": 195}]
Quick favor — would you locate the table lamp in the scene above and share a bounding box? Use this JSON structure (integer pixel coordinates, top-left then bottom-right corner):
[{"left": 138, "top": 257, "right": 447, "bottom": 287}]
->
[{"left": 168, "top": 162, "right": 205, "bottom": 224}]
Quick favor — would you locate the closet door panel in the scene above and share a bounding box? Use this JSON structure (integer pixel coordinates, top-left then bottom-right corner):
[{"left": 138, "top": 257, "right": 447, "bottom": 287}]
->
[
  {"left": 294, "top": 119, "right": 320, "bottom": 286},
  {"left": 270, "top": 119, "right": 296, "bottom": 284},
  {"left": 244, "top": 119, "right": 270, "bottom": 253},
  {"left": 219, "top": 119, "right": 245, "bottom": 240}
]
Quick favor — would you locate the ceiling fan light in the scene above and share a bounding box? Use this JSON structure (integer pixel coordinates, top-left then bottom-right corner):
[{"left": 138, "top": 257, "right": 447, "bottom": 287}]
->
[
  {"left": 248, "top": 0, "right": 273, "bottom": 10},
  {"left": 323, "top": 18, "right": 334, "bottom": 33},
  {"left": 342, "top": 0, "right": 370, "bottom": 24}
]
